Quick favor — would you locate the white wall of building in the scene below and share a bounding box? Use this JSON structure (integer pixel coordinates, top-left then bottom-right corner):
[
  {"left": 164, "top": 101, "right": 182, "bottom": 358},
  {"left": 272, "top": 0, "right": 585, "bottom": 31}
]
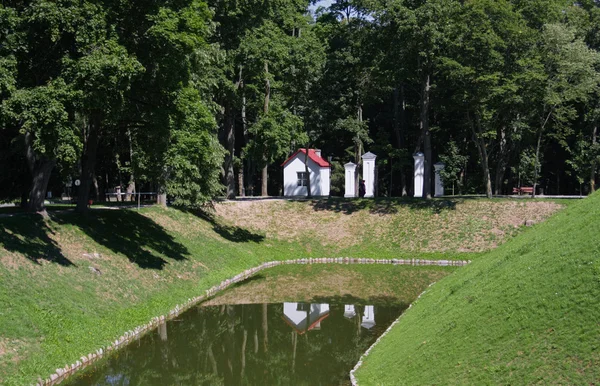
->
[
  {"left": 283, "top": 153, "right": 330, "bottom": 197},
  {"left": 320, "top": 167, "right": 330, "bottom": 196}
]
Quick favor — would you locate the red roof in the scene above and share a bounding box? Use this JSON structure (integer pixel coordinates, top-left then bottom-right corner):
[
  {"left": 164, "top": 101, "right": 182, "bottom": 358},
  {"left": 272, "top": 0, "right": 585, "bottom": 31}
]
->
[{"left": 281, "top": 149, "right": 330, "bottom": 168}]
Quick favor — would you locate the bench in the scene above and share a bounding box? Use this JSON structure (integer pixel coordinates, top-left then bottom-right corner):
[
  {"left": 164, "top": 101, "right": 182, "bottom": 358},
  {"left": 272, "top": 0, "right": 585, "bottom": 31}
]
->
[{"left": 512, "top": 186, "right": 534, "bottom": 195}]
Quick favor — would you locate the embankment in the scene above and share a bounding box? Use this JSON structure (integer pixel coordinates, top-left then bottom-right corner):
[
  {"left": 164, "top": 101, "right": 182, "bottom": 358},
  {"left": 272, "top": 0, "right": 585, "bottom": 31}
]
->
[
  {"left": 0, "top": 198, "right": 563, "bottom": 384},
  {"left": 355, "top": 194, "right": 600, "bottom": 384}
]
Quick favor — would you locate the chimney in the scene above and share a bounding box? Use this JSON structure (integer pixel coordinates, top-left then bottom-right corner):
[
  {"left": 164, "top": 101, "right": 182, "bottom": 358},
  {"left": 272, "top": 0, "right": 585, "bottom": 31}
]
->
[{"left": 314, "top": 149, "right": 322, "bottom": 158}]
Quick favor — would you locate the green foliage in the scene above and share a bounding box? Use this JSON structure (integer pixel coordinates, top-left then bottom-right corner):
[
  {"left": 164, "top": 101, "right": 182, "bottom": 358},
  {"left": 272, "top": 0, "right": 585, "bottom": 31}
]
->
[
  {"left": 165, "top": 88, "right": 225, "bottom": 207},
  {"left": 566, "top": 134, "right": 600, "bottom": 187},
  {"left": 2, "top": 80, "right": 80, "bottom": 166},
  {"left": 246, "top": 101, "right": 306, "bottom": 166},
  {"left": 512, "top": 148, "right": 541, "bottom": 186},
  {"left": 439, "top": 140, "right": 467, "bottom": 193}
]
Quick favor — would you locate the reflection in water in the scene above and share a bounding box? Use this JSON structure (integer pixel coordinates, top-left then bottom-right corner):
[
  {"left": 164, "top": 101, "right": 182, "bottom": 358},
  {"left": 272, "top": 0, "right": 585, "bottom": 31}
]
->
[
  {"left": 68, "top": 301, "right": 405, "bottom": 386},
  {"left": 282, "top": 303, "right": 330, "bottom": 334}
]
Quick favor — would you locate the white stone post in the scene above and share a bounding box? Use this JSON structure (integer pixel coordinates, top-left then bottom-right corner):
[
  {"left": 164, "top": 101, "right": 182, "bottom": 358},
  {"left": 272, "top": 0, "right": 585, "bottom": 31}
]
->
[
  {"left": 362, "top": 152, "right": 377, "bottom": 198},
  {"left": 413, "top": 152, "right": 424, "bottom": 198},
  {"left": 434, "top": 162, "right": 445, "bottom": 197},
  {"left": 344, "top": 162, "right": 357, "bottom": 197}
]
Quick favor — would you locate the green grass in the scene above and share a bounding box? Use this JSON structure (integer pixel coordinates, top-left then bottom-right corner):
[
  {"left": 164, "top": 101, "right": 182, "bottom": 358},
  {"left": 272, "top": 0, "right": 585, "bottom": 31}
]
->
[
  {"left": 216, "top": 196, "right": 568, "bottom": 255},
  {"left": 0, "top": 197, "right": 573, "bottom": 385},
  {"left": 355, "top": 193, "right": 600, "bottom": 384},
  {"left": 0, "top": 207, "right": 315, "bottom": 385}
]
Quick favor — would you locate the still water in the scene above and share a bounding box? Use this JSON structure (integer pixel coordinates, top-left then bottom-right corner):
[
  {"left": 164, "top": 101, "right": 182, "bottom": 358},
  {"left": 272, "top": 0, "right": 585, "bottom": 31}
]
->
[{"left": 68, "top": 301, "right": 406, "bottom": 386}]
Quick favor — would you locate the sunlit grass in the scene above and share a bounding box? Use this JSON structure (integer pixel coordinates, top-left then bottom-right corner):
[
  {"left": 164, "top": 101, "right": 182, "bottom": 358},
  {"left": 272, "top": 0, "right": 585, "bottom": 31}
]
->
[{"left": 355, "top": 193, "right": 600, "bottom": 384}]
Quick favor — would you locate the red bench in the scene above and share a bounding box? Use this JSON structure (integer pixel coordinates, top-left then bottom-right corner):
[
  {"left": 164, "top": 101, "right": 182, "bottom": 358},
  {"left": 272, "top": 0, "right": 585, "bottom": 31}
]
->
[{"left": 512, "top": 186, "right": 534, "bottom": 195}]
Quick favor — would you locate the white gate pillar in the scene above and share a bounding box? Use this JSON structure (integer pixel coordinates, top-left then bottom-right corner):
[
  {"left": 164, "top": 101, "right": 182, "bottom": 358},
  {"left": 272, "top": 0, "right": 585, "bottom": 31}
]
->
[
  {"left": 361, "top": 152, "right": 377, "bottom": 198},
  {"left": 413, "top": 152, "right": 425, "bottom": 198},
  {"left": 344, "top": 162, "right": 357, "bottom": 197},
  {"left": 434, "top": 162, "right": 445, "bottom": 197}
]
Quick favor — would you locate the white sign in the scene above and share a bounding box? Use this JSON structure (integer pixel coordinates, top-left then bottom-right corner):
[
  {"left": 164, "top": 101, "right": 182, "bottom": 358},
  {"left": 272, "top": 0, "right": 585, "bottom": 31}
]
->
[{"left": 74, "top": 179, "right": 81, "bottom": 186}]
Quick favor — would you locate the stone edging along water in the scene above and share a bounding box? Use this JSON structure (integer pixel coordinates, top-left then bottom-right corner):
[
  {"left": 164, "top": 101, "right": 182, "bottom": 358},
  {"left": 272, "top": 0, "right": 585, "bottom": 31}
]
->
[
  {"left": 39, "top": 257, "right": 470, "bottom": 386},
  {"left": 349, "top": 280, "right": 437, "bottom": 385}
]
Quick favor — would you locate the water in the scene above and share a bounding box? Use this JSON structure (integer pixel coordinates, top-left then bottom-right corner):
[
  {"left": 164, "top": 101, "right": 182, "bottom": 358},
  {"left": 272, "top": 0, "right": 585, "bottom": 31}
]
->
[{"left": 68, "top": 301, "right": 406, "bottom": 386}]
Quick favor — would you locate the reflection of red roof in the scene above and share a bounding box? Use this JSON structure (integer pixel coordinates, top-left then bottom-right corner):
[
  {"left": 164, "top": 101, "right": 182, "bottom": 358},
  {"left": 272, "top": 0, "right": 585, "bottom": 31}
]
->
[
  {"left": 282, "top": 313, "right": 330, "bottom": 335},
  {"left": 281, "top": 149, "right": 330, "bottom": 168}
]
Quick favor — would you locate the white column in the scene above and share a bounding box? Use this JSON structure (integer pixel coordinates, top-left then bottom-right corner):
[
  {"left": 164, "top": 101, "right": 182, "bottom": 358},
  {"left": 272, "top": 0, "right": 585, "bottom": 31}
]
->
[
  {"left": 413, "top": 153, "right": 424, "bottom": 198},
  {"left": 362, "top": 152, "right": 377, "bottom": 198},
  {"left": 344, "top": 162, "right": 357, "bottom": 197},
  {"left": 434, "top": 162, "right": 445, "bottom": 197}
]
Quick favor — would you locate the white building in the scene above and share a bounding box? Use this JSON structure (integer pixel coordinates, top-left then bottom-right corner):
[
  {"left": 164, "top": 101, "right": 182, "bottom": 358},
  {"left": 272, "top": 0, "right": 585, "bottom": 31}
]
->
[{"left": 281, "top": 149, "right": 331, "bottom": 197}]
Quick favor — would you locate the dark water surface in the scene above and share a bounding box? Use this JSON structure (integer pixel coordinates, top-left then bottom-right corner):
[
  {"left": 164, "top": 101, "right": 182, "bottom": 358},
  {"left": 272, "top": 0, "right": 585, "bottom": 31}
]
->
[{"left": 67, "top": 301, "right": 406, "bottom": 386}]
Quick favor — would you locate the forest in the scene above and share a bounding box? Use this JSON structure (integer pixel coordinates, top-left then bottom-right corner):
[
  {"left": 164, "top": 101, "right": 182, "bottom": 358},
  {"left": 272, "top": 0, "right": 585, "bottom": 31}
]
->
[{"left": 1, "top": 0, "right": 599, "bottom": 213}]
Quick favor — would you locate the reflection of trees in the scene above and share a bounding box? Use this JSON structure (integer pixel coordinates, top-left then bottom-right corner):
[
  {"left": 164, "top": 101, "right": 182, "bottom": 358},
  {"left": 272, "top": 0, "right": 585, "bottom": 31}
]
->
[{"left": 68, "top": 303, "right": 406, "bottom": 386}]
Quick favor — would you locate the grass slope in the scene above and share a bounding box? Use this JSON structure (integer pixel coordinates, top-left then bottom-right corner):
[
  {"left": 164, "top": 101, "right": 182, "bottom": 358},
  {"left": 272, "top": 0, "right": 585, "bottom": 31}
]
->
[
  {"left": 0, "top": 207, "right": 313, "bottom": 385},
  {"left": 215, "top": 198, "right": 563, "bottom": 254},
  {"left": 355, "top": 194, "right": 600, "bottom": 384},
  {"left": 0, "top": 198, "right": 567, "bottom": 384}
]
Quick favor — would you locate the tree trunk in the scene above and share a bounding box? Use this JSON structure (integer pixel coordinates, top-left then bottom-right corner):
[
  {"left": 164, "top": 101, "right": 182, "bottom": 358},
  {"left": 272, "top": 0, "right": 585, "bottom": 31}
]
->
[
  {"left": 157, "top": 188, "right": 167, "bottom": 206},
  {"left": 125, "top": 129, "right": 136, "bottom": 201},
  {"left": 261, "top": 164, "right": 268, "bottom": 197},
  {"left": 93, "top": 173, "right": 101, "bottom": 203},
  {"left": 97, "top": 171, "right": 107, "bottom": 202},
  {"left": 77, "top": 113, "right": 101, "bottom": 213},
  {"left": 24, "top": 132, "right": 55, "bottom": 213},
  {"left": 354, "top": 105, "right": 364, "bottom": 197},
  {"left": 493, "top": 126, "right": 510, "bottom": 196},
  {"left": 532, "top": 128, "right": 543, "bottom": 198},
  {"left": 532, "top": 110, "right": 553, "bottom": 198},
  {"left": 468, "top": 112, "right": 493, "bottom": 198},
  {"left": 239, "top": 75, "right": 248, "bottom": 197},
  {"left": 223, "top": 102, "right": 236, "bottom": 199},
  {"left": 420, "top": 73, "right": 432, "bottom": 198},
  {"left": 261, "top": 61, "right": 270, "bottom": 197},
  {"left": 28, "top": 160, "right": 56, "bottom": 213},
  {"left": 591, "top": 124, "right": 597, "bottom": 193},
  {"left": 393, "top": 85, "right": 408, "bottom": 197}
]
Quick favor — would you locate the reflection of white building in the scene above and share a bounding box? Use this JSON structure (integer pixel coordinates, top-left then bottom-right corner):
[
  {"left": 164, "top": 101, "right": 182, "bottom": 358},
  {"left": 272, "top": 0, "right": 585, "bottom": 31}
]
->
[
  {"left": 283, "top": 303, "right": 330, "bottom": 334},
  {"left": 343, "top": 305, "right": 376, "bottom": 329},
  {"left": 344, "top": 305, "right": 356, "bottom": 319},
  {"left": 361, "top": 305, "right": 376, "bottom": 329}
]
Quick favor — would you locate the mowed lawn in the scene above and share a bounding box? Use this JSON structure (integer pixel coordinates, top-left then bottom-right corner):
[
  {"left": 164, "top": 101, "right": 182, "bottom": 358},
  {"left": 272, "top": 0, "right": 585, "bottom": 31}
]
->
[
  {"left": 0, "top": 198, "right": 566, "bottom": 384},
  {"left": 355, "top": 193, "right": 600, "bottom": 384}
]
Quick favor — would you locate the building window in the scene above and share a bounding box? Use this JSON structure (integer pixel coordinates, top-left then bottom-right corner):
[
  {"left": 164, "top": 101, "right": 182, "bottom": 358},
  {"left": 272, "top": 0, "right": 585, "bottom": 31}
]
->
[{"left": 297, "top": 172, "right": 308, "bottom": 187}]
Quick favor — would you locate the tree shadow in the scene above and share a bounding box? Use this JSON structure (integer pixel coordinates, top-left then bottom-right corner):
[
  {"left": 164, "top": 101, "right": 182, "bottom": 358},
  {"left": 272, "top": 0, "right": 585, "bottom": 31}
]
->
[
  {"left": 52, "top": 209, "right": 190, "bottom": 270},
  {"left": 310, "top": 197, "right": 458, "bottom": 215},
  {"left": 0, "top": 213, "right": 74, "bottom": 266},
  {"left": 181, "top": 209, "right": 265, "bottom": 243}
]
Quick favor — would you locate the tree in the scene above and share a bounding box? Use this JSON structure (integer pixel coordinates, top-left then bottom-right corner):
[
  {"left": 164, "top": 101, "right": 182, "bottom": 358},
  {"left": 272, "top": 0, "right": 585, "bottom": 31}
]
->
[{"left": 520, "top": 23, "right": 600, "bottom": 197}]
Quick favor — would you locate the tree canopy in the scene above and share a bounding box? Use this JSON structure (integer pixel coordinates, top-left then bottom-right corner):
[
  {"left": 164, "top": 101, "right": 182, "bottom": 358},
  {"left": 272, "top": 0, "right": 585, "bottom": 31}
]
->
[{"left": 1, "top": 0, "right": 599, "bottom": 210}]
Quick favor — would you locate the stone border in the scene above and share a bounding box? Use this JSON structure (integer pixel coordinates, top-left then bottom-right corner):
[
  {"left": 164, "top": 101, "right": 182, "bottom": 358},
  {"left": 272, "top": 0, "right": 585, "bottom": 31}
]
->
[
  {"left": 38, "top": 257, "right": 469, "bottom": 386},
  {"left": 349, "top": 281, "right": 436, "bottom": 385}
]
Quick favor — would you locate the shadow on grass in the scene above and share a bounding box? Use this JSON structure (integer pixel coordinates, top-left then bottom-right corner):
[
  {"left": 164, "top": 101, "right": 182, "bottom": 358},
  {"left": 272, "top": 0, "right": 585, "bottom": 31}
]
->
[
  {"left": 52, "top": 209, "right": 190, "bottom": 270},
  {"left": 310, "top": 197, "right": 458, "bottom": 215},
  {"left": 0, "top": 214, "right": 74, "bottom": 266},
  {"left": 182, "top": 209, "right": 265, "bottom": 243}
]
